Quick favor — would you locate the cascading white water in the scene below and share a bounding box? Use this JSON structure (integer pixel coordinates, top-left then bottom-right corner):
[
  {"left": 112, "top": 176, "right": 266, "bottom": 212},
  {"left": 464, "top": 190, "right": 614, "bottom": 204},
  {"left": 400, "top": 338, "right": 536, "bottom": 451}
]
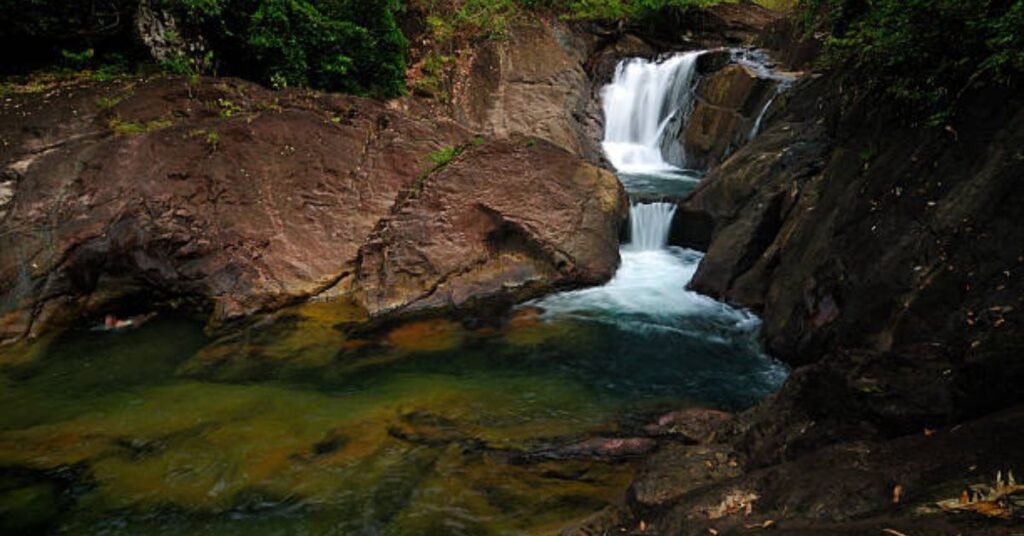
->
[
  {"left": 601, "top": 52, "right": 701, "bottom": 174},
  {"left": 535, "top": 49, "right": 773, "bottom": 337},
  {"left": 629, "top": 202, "right": 676, "bottom": 251}
]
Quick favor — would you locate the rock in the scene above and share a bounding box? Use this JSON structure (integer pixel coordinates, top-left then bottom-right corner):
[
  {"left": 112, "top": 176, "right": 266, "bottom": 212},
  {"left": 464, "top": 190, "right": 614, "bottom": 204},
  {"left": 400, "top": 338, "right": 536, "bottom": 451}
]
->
[
  {"left": 585, "top": 34, "right": 658, "bottom": 85},
  {"left": 353, "top": 136, "right": 626, "bottom": 318},
  {"left": 681, "top": 63, "right": 779, "bottom": 169},
  {"left": 695, "top": 49, "right": 733, "bottom": 75},
  {"left": 646, "top": 406, "right": 1024, "bottom": 535},
  {"left": 452, "top": 19, "right": 605, "bottom": 162},
  {"left": 525, "top": 437, "right": 659, "bottom": 462},
  {"left": 0, "top": 78, "right": 625, "bottom": 342},
  {"left": 643, "top": 407, "right": 734, "bottom": 443},
  {"left": 670, "top": 68, "right": 1024, "bottom": 523},
  {"left": 630, "top": 443, "right": 742, "bottom": 509}
]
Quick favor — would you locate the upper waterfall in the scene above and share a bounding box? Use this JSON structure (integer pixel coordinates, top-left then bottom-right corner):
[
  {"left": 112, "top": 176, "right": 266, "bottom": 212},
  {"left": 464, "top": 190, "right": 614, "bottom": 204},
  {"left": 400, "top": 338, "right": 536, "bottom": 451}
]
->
[{"left": 600, "top": 52, "right": 701, "bottom": 174}]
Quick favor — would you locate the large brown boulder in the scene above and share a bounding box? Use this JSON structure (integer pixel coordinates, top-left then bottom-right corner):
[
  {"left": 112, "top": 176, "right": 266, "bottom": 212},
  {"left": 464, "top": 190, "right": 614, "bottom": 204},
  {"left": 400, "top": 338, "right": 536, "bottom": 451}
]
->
[
  {"left": 682, "top": 63, "right": 780, "bottom": 169},
  {"left": 451, "top": 19, "right": 603, "bottom": 162},
  {"left": 353, "top": 137, "right": 626, "bottom": 318},
  {"left": 0, "top": 77, "right": 625, "bottom": 342}
]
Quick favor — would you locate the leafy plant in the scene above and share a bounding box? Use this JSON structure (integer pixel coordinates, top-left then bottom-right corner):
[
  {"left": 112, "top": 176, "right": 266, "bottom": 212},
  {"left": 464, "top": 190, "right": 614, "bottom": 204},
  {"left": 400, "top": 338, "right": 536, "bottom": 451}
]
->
[
  {"left": 801, "top": 0, "right": 1024, "bottom": 120},
  {"left": 163, "top": 0, "right": 408, "bottom": 97},
  {"left": 109, "top": 117, "right": 174, "bottom": 135},
  {"left": 427, "top": 145, "right": 463, "bottom": 167}
]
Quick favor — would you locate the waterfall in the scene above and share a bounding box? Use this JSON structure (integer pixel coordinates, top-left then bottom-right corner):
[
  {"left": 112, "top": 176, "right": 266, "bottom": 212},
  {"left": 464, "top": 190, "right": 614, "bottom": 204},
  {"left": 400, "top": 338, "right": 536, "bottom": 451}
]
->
[
  {"left": 601, "top": 52, "right": 701, "bottom": 173},
  {"left": 749, "top": 83, "right": 789, "bottom": 141},
  {"left": 629, "top": 202, "right": 677, "bottom": 251},
  {"left": 748, "top": 91, "right": 778, "bottom": 140}
]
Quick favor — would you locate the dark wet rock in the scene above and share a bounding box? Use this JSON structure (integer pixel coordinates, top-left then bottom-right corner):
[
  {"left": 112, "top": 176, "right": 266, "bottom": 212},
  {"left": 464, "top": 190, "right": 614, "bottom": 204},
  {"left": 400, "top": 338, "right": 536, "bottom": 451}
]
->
[
  {"left": 643, "top": 407, "right": 734, "bottom": 444},
  {"left": 605, "top": 51, "right": 1024, "bottom": 536},
  {"left": 681, "top": 63, "right": 780, "bottom": 169},
  {"left": 644, "top": 406, "right": 1024, "bottom": 535},
  {"left": 696, "top": 49, "right": 733, "bottom": 75},
  {"left": 629, "top": 443, "right": 742, "bottom": 509},
  {"left": 525, "top": 437, "right": 659, "bottom": 462}
]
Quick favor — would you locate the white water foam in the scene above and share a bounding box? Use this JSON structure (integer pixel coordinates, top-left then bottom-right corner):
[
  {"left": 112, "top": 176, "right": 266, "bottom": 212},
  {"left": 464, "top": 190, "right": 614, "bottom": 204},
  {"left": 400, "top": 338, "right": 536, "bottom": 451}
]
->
[{"left": 601, "top": 52, "right": 701, "bottom": 173}]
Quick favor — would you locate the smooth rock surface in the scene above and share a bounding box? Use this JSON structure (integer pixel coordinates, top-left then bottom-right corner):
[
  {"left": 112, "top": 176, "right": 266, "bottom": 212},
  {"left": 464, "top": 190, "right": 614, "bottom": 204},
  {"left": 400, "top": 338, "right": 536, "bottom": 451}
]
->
[{"left": 0, "top": 77, "right": 626, "bottom": 341}]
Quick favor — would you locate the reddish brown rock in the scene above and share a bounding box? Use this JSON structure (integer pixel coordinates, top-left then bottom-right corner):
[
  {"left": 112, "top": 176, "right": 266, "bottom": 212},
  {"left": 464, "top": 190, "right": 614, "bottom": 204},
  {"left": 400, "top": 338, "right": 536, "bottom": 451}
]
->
[
  {"left": 353, "top": 136, "right": 627, "bottom": 318},
  {"left": 0, "top": 77, "right": 625, "bottom": 341},
  {"left": 682, "top": 63, "right": 779, "bottom": 169}
]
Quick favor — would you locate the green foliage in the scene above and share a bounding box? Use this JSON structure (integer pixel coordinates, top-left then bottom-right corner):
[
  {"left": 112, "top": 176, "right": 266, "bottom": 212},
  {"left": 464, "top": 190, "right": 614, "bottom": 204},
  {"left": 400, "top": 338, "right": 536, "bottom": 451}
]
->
[
  {"left": 163, "top": 0, "right": 408, "bottom": 97},
  {"left": 217, "top": 98, "right": 243, "bottom": 118},
  {"left": 427, "top": 145, "right": 464, "bottom": 167},
  {"left": 109, "top": 117, "right": 174, "bottom": 135},
  {"left": 803, "top": 0, "right": 1024, "bottom": 120},
  {"left": 95, "top": 96, "right": 123, "bottom": 109},
  {"left": 411, "top": 52, "right": 454, "bottom": 101},
  {"left": 521, "top": 0, "right": 721, "bottom": 20}
]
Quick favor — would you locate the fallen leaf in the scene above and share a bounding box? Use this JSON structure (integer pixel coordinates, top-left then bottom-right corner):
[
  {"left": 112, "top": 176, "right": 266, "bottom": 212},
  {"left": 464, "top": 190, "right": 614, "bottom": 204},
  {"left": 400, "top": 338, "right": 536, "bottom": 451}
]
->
[
  {"left": 639, "top": 520, "right": 646, "bottom": 532},
  {"left": 883, "top": 529, "right": 909, "bottom": 536},
  {"left": 892, "top": 484, "right": 904, "bottom": 504}
]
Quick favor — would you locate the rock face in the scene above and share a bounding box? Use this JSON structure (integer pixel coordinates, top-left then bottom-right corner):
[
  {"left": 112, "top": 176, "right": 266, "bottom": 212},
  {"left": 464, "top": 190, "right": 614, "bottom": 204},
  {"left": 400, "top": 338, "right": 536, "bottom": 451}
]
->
[
  {"left": 631, "top": 69, "right": 1024, "bottom": 534},
  {"left": 424, "top": 5, "right": 785, "bottom": 166},
  {"left": 0, "top": 77, "right": 626, "bottom": 342},
  {"left": 353, "top": 137, "right": 626, "bottom": 318},
  {"left": 681, "top": 63, "right": 780, "bottom": 169},
  {"left": 452, "top": 20, "right": 605, "bottom": 163}
]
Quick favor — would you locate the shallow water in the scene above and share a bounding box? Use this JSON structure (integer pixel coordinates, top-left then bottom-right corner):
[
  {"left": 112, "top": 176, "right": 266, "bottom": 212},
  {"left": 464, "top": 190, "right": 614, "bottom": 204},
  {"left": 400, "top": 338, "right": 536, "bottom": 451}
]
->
[{"left": 0, "top": 281, "right": 785, "bottom": 535}]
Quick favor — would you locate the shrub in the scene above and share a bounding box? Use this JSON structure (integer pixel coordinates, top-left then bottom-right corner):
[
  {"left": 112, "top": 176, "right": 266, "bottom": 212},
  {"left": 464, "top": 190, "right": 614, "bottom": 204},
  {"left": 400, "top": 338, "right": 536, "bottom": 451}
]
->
[
  {"left": 164, "top": 0, "right": 408, "bottom": 97},
  {"left": 802, "top": 0, "right": 1024, "bottom": 121}
]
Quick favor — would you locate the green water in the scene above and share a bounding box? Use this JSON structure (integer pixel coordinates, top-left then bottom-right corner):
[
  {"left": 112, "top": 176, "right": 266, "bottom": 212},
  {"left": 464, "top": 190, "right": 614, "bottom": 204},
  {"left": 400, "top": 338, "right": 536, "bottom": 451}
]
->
[{"left": 0, "top": 295, "right": 785, "bottom": 535}]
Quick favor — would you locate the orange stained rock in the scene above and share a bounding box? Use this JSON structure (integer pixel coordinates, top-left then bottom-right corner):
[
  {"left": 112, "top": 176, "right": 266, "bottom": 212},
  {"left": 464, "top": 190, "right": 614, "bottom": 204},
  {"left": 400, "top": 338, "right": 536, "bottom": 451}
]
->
[{"left": 386, "top": 319, "right": 464, "bottom": 352}]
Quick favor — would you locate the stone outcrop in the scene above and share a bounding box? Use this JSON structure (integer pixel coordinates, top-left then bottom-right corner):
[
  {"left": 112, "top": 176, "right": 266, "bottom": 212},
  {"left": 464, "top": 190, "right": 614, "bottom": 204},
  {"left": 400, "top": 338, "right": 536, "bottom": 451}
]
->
[
  {"left": 681, "top": 62, "right": 781, "bottom": 169},
  {"left": 617, "top": 61, "right": 1024, "bottom": 535},
  {"left": 451, "top": 20, "right": 605, "bottom": 163},
  {"left": 0, "top": 77, "right": 626, "bottom": 342},
  {"left": 408, "top": 4, "right": 785, "bottom": 166},
  {"left": 353, "top": 137, "right": 625, "bottom": 318}
]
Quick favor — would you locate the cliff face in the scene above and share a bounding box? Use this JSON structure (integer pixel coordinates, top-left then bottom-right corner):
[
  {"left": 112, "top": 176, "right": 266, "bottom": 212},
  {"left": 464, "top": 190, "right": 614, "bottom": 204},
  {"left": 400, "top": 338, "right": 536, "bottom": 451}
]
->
[
  {"left": 617, "top": 50, "right": 1024, "bottom": 535},
  {"left": 685, "top": 76, "right": 1024, "bottom": 428}
]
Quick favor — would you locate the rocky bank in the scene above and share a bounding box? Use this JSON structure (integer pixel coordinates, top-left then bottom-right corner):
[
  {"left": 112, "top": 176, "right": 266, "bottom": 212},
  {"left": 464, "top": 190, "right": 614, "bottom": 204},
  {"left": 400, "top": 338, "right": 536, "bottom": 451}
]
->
[
  {"left": 0, "top": 77, "right": 626, "bottom": 342},
  {"left": 596, "top": 18, "right": 1024, "bottom": 536}
]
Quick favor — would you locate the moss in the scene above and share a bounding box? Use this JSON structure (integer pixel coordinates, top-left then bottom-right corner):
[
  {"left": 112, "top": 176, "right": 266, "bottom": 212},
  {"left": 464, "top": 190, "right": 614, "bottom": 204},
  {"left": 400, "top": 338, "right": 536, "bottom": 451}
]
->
[{"left": 108, "top": 117, "right": 175, "bottom": 136}]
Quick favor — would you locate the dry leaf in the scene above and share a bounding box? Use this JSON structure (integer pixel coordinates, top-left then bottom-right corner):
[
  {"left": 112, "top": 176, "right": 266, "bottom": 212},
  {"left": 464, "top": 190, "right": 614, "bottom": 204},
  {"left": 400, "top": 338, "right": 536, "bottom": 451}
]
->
[
  {"left": 639, "top": 520, "right": 646, "bottom": 532},
  {"left": 882, "top": 529, "right": 908, "bottom": 536},
  {"left": 892, "top": 484, "right": 904, "bottom": 504}
]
